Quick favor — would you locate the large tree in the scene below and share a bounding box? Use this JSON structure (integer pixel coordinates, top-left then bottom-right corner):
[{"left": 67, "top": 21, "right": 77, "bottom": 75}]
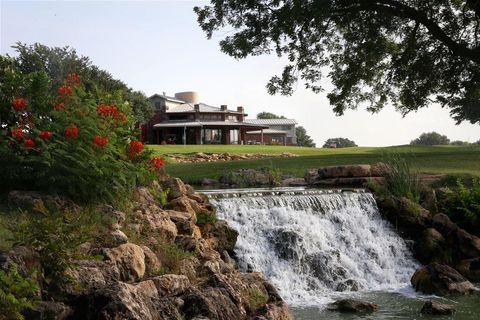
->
[
  {"left": 195, "top": 1, "right": 480, "bottom": 124},
  {"left": 410, "top": 131, "right": 450, "bottom": 145},
  {"left": 257, "top": 111, "right": 286, "bottom": 119},
  {"left": 296, "top": 126, "right": 316, "bottom": 147}
]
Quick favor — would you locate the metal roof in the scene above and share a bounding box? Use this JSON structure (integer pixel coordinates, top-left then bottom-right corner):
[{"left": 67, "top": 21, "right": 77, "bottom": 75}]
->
[
  {"left": 149, "top": 94, "right": 185, "bottom": 103},
  {"left": 166, "top": 103, "right": 239, "bottom": 113},
  {"left": 246, "top": 129, "right": 287, "bottom": 135},
  {"left": 244, "top": 119, "right": 297, "bottom": 125},
  {"left": 153, "top": 121, "right": 268, "bottom": 129}
]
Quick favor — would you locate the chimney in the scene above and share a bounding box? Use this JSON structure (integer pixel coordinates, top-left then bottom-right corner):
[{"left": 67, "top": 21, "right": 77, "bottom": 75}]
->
[
  {"left": 194, "top": 104, "right": 200, "bottom": 112},
  {"left": 220, "top": 105, "right": 228, "bottom": 111},
  {"left": 237, "top": 106, "right": 244, "bottom": 113}
]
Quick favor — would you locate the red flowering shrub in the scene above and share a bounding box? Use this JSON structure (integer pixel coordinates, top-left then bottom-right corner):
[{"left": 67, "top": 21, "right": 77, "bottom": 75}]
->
[
  {"left": 65, "top": 125, "right": 79, "bottom": 140},
  {"left": 93, "top": 135, "right": 108, "bottom": 149},
  {"left": 39, "top": 131, "right": 53, "bottom": 140},
  {"left": 149, "top": 156, "right": 165, "bottom": 169},
  {"left": 0, "top": 55, "right": 157, "bottom": 202},
  {"left": 24, "top": 139, "right": 35, "bottom": 148},
  {"left": 12, "top": 98, "right": 27, "bottom": 112}
]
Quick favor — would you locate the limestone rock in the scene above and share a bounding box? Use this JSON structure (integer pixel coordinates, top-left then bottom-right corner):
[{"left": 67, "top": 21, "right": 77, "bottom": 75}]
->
[
  {"left": 141, "top": 245, "right": 162, "bottom": 276},
  {"left": 432, "top": 213, "right": 458, "bottom": 236},
  {"left": 64, "top": 263, "right": 107, "bottom": 297},
  {"left": 151, "top": 274, "right": 191, "bottom": 296},
  {"left": 371, "top": 162, "right": 390, "bottom": 177},
  {"left": 104, "top": 243, "right": 146, "bottom": 282},
  {"left": 106, "top": 229, "right": 129, "bottom": 247},
  {"left": 0, "top": 246, "right": 41, "bottom": 278},
  {"left": 170, "top": 195, "right": 210, "bottom": 216},
  {"left": 317, "top": 165, "right": 371, "bottom": 179},
  {"left": 261, "top": 302, "right": 293, "bottom": 320},
  {"left": 131, "top": 203, "right": 177, "bottom": 241},
  {"left": 212, "top": 220, "right": 238, "bottom": 255},
  {"left": 411, "top": 263, "right": 475, "bottom": 295},
  {"left": 134, "top": 186, "right": 156, "bottom": 204},
  {"left": 327, "top": 299, "right": 378, "bottom": 313},
  {"left": 164, "top": 177, "right": 188, "bottom": 199},
  {"left": 456, "top": 258, "right": 480, "bottom": 282},
  {"left": 167, "top": 210, "right": 197, "bottom": 235},
  {"left": 456, "top": 228, "right": 480, "bottom": 259},
  {"left": 414, "top": 228, "right": 449, "bottom": 264},
  {"left": 182, "top": 287, "right": 246, "bottom": 320},
  {"left": 421, "top": 301, "right": 456, "bottom": 315},
  {"left": 24, "top": 301, "right": 73, "bottom": 320},
  {"left": 281, "top": 177, "right": 307, "bottom": 187}
]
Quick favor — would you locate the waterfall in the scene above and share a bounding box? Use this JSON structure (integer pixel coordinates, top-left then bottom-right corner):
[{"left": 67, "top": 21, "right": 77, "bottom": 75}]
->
[{"left": 206, "top": 188, "right": 419, "bottom": 306}]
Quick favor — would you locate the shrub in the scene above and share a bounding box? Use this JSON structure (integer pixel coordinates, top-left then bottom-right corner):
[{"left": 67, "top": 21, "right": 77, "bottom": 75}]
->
[
  {"left": 4, "top": 203, "right": 107, "bottom": 293},
  {"left": 0, "top": 266, "right": 39, "bottom": 320},
  {"left": 383, "top": 154, "right": 421, "bottom": 202},
  {"left": 196, "top": 211, "right": 217, "bottom": 226},
  {"left": 322, "top": 137, "right": 357, "bottom": 148},
  {"left": 246, "top": 287, "right": 269, "bottom": 313},
  {"left": 442, "top": 179, "right": 480, "bottom": 235},
  {"left": 0, "top": 55, "right": 160, "bottom": 203},
  {"left": 155, "top": 240, "right": 195, "bottom": 275},
  {"left": 410, "top": 132, "right": 450, "bottom": 145}
]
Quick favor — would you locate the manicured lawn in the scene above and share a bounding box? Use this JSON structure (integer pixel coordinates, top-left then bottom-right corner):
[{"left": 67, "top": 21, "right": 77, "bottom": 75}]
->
[{"left": 148, "top": 145, "right": 480, "bottom": 185}]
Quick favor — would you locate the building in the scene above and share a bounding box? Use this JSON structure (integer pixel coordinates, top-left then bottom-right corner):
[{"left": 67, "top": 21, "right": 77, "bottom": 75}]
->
[
  {"left": 144, "top": 91, "right": 268, "bottom": 145},
  {"left": 243, "top": 119, "right": 297, "bottom": 145}
]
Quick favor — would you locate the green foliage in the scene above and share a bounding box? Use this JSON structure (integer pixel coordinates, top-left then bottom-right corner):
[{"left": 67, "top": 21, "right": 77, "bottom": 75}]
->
[
  {"left": 196, "top": 211, "right": 217, "bottom": 226},
  {"left": 0, "top": 266, "right": 39, "bottom": 320},
  {"left": 150, "top": 187, "right": 169, "bottom": 208},
  {"left": 11, "top": 43, "right": 153, "bottom": 123},
  {"left": 246, "top": 287, "right": 269, "bottom": 313},
  {"left": 0, "top": 51, "right": 156, "bottom": 203},
  {"left": 4, "top": 203, "right": 107, "bottom": 292},
  {"left": 442, "top": 179, "right": 480, "bottom": 235},
  {"left": 383, "top": 154, "right": 421, "bottom": 203},
  {"left": 410, "top": 132, "right": 450, "bottom": 146},
  {"left": 450, "top": 140, "right": 470, "bottom": 146},
  {"left": 195, "top": 1, "right": 480, "bottom": 124},
  {"left": 256, "top": 112, "right": 286, "bottom": 119},
  {"left": 296, "top": 126, "right": 315, "bottom": 147},
  {"left": 221, "top": 166, "right": 281, "bottom": 187},
  {"left": 322, "top": 137, "right": 356, "bottom": 148},
  {"left": 155, "top": 240, "right": 195, "bottom": 275}
]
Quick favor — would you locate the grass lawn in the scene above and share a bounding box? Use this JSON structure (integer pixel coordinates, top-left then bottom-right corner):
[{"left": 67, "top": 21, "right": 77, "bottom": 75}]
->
[{"left": 148, "top": 145, "right": 480, "bottom": 185}]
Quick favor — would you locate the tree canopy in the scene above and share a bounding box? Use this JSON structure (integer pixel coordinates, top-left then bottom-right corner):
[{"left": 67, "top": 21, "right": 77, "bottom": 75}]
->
[
  {"left": 195, "top": 1, "right": 480, "bottom": 124},
  {"left": 9, "top": 43, "right": 153, "bottom": 123},
  {"left": 296, "top": 126, "right": 316, "bottom": 147},
  {"left": 257, "top": 112, "right": 286, "bottom": 119},
  {"left": 322, "top": 137, "right": 357, "bottom": 148},
  {"left": 410, "top": 132, "right": 450, "bottom": 145}
]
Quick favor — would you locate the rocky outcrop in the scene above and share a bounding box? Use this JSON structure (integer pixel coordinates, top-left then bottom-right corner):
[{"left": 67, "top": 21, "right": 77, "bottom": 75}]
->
[
  {"left": 411, "top": 263, "right": 475, "bottom": 295},
  {"left": 4, "top": 176, "right": 291, "bottom": 320},
  {"left": 420, "top": 301, "right": 456, "bottom": 315},
  {"left": 305, "top": 164, "right": 384, "bottom": 187},
  {"left": 456, "top": 258, "right": 480, "bottom": 282},
  {"left": 327, "top": 299, "right": 378, "bottom": 313},
  {"left": 170, "top": 152, "right": 297, "bottom": 164}
]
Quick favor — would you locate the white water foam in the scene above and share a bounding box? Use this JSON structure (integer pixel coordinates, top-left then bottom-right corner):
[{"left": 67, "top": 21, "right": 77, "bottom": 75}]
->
[{"left": 208, "top": 190, "right": 419, "bottom": 306}]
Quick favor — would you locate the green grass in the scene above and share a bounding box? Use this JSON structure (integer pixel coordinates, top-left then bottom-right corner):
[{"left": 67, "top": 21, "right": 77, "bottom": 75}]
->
[{"left": 148, "top": 145, "right": 480, "bottom": 185}]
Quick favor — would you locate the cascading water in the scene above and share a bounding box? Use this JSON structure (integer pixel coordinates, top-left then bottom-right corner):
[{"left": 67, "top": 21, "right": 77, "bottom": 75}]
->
[{"left": 206, "top": 188, "right": 419, "bottom": 307}]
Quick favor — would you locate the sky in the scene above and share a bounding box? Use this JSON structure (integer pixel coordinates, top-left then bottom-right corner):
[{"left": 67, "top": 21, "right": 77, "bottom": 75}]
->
[{"left": 1, "top": 0, "right": 480, "bottom": 146}]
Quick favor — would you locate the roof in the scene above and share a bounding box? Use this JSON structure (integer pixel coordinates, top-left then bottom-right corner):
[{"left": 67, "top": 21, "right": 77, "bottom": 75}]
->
[
  {"left": 244, "top": 119, "right": 297, "bottom": 125},
  {"left": 153, "top": 121, "right": 268, "bottom": 129},
  {"left": 246, "top": 129, "right": 287, "bottom": 135},
  {"left": 166, "top": 103, "right": 239, "bottom": 114},
  {"left": 149, "top": 94, "right": 185, "bottom": 103}
]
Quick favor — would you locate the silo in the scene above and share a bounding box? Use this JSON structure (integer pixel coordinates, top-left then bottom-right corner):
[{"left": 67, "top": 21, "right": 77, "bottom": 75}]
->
[{"left": 174, "top": 91, "right": 200, "bottom": 104}]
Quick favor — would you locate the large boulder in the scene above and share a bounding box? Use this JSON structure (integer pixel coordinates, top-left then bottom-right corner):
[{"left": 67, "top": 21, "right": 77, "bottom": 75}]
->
[
  {"left": 167, "top": 210, "right": 197, "bottom": 235},
  {"left": 456, "top": 258, "right": 480, "bottom": 282},
  {"left": 432, "top": 213, "right": 457, "bottom": 236},
  {"left": 164, "top": 177, "right": 188, "bottom": 200},
  {"left": 131, "top": 203, "right": 177, "bottom": 241},
  {"left": 24, "top": 301, "right": 73, "bottom": 320},
  {"left": 317, "top": 165, "right": 371, "bottom": 179},
  {"left": 411, "top": 263, "right": 475, "bottom": 295},
  {"left": 420, "top": 301, "right": 456, "bottom": 315},
  {"left": 414, "top": 228, "right": 450, "bottom": 264},
  {"left": 327, "top": 299, "right": 378, "bottom": 313},
  {"left": 455, "top": 228, "right": 480, "bottom": 259},
  {"left": 212, "top": 220, "right": 238, "bottom": 255},
  {"left": 141, "top": 245, "right": 162, "bottom": 276},
  {"left": 104, "top": 243, "right": 146, "bottom": 282},
  {"left": 0, "top": 246, "right": 41, "bottom": 278},
  {"left": 151, "top": 274, "right": 191, "bottom": 296},
  {"left": 377, "top": 197, "right": 431, "bottom": 236},
  {"left": 182, "top": 287, "right": 246, "bottom": 320}
]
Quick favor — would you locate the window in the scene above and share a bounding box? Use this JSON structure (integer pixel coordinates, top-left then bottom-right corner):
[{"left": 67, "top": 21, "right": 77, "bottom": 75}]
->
[
  {"left": 199, "top": 114, "right": 222, "bottom": 121},
  {"left": 227, "top": 115, "right": 238, "bottom": 122},
  {"left": 169, "top": 114, "right": 188, "bottom": 121},
  {"left": 154, "top": 102, "right": 162, "bottom": 109},
  {"left": 229, "top": 129, "right": 239, "bottom": 144},
  {"left": 281, "top": 125, "right": 291, "bottom": 130},
  {"left": 202, "top": 129, "right": 222, "bottom": 144}
]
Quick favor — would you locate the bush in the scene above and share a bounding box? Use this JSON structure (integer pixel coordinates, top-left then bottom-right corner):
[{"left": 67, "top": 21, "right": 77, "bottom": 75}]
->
[
  {"left": 410, "top": 132, "right": 450, "bottom": 145},
  {"left": 246, "top": 287, "right": 269, "bottom": 313},
  {"left": 442, "top": 179, "right": 480, "bottom": 235},
  {"left": 322, "top": 137, "right": 357, "bottom": 148},
  {"left": 4, "top": 203, "right": 108, "bottom": 293},
  {"left": 0, "top": 55, "right": 163, "bottom": 203},
  {"left": 0, "top": 266, "right": 39, "bottom": 320},
  {"left": 383, "top": 155, "right": 421, "bottom": 202},
  {"left": 196, "top": 211, "right": 217, "bottom": 226}
]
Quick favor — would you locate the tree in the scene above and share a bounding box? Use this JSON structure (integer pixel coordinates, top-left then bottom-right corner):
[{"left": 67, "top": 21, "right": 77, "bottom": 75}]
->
[
  {"left": 256, "top": 112, "right": 286, "bottom": 119},
  {"left": 195, "top": 1, "right": 480, "bottom": 124},
  {"left": 10, "top": 43, "right": 153, "bottom": 123},
  {"left": 410, "top": 132, "right": 450, "bottom": 145},
  {"left": 322, "top": 137, "right": 357, "bottom": 148},
  {"left": 296, "top": 126, "right": 316, "bottom": 147}
]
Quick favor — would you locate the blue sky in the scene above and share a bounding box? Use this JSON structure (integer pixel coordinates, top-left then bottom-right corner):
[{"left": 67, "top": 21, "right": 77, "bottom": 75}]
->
[{"left": 2, "top": 0, "right": 480, "bottom": 146}]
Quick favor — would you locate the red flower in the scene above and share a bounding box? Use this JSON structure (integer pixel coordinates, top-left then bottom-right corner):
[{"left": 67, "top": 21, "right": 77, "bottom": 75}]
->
[
  {"left": 11, "top": 128, "right": 24, "bottom": 140},
  {"left": 149, "top": 156, "right": 165, "bottom": 169},
  {"left": 12, "top": 98, "right": 27, "bottom": 112},
  {"left": 58, "top": 85, "right": 72, "bottom": 96},
  {"left": 53, "top": 102, "right": 65, "bottom": 110},
  {"left": 66, "top": 73, "right": 81, "bottom": 86},
  {"left": 129, "top": 140, "right": 144, "bottom": 158},
  {"left": 24, "top": 139, "right": 35, "bottom": 148},
  {"left": 93, "top": 135, "right": 108, "bottom": 149},
  {"left": 97, "top": 104, "right": 118, "bottom": 117},
  {"left": 65, "top": 125, "right": 79, "bottom": 139},
  {"left": 39, "top": 131, "right": 53, "bottom": 140},
  {"left": 114, "top": 112, "right": 127, "bottom": 123}
]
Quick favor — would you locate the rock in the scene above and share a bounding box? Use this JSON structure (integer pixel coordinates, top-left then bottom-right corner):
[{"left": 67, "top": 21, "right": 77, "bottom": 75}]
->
[
  {"left": 167, "top": 210, "right": 197, "bottom": 235},
  {"left": 89, "top": 280, "right": 182, "bottom": 320},
  {"left": 456, "top": 228, "right": 480, "bottom": 259},
  {"left": 24, "top": 301, "right": 73, "bottom": 320},
  {"left": 141, "top": 245, "right": 162, "bottom": 276},
  {"left": 371, "top": 162, "right": 390, "bottom": 177},
  {"left": 281, "top": 177, "right": 307, "bottom": 187},
  {"left": 312, "top": 177, "right": 378, "bottom": 187},
  {"left": 64, "top": 262, "right": 107, "bottom": 297},
  {"left": 7, "top": 190, "right": 80, "bottom": 212},
  {"left": 175, "top": 235, "right": 202, "bottom": 253},
  {"left": 259, "top": 302, "right": 293, "bottom": 320},
  {"left": 336, "top": 279, "right": 360, "bottom": 292},
  {"left": 318, "top": 165, "right": 371, "bottom": 179},
  {"left": 421, "top": 301, "right": 456, "bottom": 315},
  {"left": 104, "top": 243, "right": 146, "bottom": 282},
  {"left": 212, "top": 220, "right": 238, "bottom": 255},
  {"left": 105, "top": 229, "right": 129, "bottom": 247},
  {"left": 178, "top": 257, "right": 201, "bottom": 280},
  {"left": 456, "top": 258, "right": 480, "bottom": 282},
  {"left": 151, "top": 274, "right": 191, "bottom": 296},
  {"left": 182, "top": 287, "right": 246, "bottom": 320},
  {"left": 377, "top": 197, "right": 431, "bottom": 236},
  {"left": 411, "top": 263, "right": 475, "bottom": 295},
  {"left": 134, "top": 186, "right": 156, "bottom": 204},
  {"left": 414, "top": 228, "right": 449, "bottom": 264},
  {"left": 202, "top": 178, "right": 219, "bottom": 186},
  {"left": 0, "top": 246, "right": 41, "bottom": 278},
  {"left": 304, "top": 169, "right": 319, "bottom": 184},
  {"left": 164, "top": 177, "right": 188, "bottom": 199},
  {"left": 131, "top": 203, "right": 177, "bottom": 241},
  {"left": 170, "top": 196, "right": 209, "bottom": 216},
  {"left": 432, "top": 213, "right": 458, "bottom": 236},
  {"left": 327, "top": 299, "right": 378, "bottom": 313}
]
